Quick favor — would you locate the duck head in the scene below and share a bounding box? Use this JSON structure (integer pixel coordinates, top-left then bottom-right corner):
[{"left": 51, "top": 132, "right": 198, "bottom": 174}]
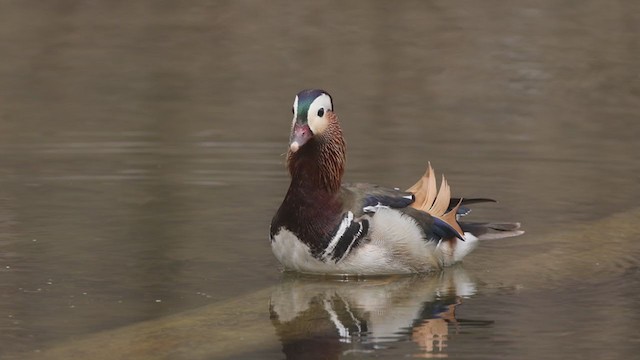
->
[
  {"left": 289, "top": 89, "right": 334, "bottom": 152},
  {"left": 286, "top": 89, "right": 345, "bottom": 193}
]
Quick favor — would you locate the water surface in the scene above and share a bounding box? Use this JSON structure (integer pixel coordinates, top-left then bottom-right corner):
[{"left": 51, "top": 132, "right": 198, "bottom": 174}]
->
[{"left": 1, "top": 1, "right": 639, "bottom": 359}]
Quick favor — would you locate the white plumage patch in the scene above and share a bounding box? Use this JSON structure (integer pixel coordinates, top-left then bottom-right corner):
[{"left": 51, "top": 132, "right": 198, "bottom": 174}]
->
[
  {"left": 367, "top": 208, "right": 441, "bottom": 271},
  {"left": 307, "top": 94, "right": 332, "bottom": 135},
  {"left": 290, "top": 95, "right": 299, "bottom": 129},
  {"left": 271, "top": 228, "right": 320, "bottom": 273},
  {"left": 362, "top": 203, "right": 389, "bottom": 213}
]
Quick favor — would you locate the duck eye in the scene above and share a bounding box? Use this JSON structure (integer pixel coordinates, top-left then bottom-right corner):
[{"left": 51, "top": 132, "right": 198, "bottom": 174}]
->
[
  {"left": 292, "top": 107, "right": 295, "bottom": 114},
  {"left": 317, "top": 108, "right": 325, "bottom": 117}
]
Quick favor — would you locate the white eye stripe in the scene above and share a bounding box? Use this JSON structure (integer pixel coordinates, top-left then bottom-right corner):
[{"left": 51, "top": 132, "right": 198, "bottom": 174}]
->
[
  {"left": 291, "top": 95, "right": 299, "bottom": 128},
  {"left": 307, "top": 94, "right": 332, "bottom": 135}
]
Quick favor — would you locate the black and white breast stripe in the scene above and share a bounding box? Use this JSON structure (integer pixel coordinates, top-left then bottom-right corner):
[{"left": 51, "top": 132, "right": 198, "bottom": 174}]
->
[{"left": 318, "top": 212, "right": 369, "bottom": 263}]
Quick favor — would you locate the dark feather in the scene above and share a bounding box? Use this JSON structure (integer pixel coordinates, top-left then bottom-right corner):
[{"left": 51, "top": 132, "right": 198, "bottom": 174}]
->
[
  {"left": 449, "top": 198, "right": 497, "bottom": 207},
  {"left": 461, "top": 222, "right": 524, "bottom": 240},
  {"left": 433, "top": 217, "right": 465, "bottom": 241},
  {"left": 342, "top": 183, "right": 414, "bottom": 215},
  {"left": 449, "top": 198, "right": 496, "bottom": 217},
  {"left": 328, "top": 219, "right": 369, "bottom": 262},
  {"left": 362, "top": 194, "right": 414, "bottom": 209},
  {"left": 398, "top": 207, "right": 463, "bottom": 242}
]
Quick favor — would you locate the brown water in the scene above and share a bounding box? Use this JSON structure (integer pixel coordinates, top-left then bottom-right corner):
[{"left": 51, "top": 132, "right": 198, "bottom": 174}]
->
[{"left": 1, "top": 1, "right": 639, "bottom": 359}]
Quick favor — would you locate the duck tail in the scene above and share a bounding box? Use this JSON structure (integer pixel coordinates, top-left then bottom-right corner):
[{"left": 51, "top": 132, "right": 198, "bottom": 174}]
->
[{"left": 461, "top": 222, "right": 524, "bottom": 240}]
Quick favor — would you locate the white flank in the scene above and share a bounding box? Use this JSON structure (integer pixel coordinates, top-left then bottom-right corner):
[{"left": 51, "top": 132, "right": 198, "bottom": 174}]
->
[
  {"left": 438, "top": 232, "right": 479, "bottom": 267},
  {"left": 455, "top": 232, "right": 479, "bottom": 262}
]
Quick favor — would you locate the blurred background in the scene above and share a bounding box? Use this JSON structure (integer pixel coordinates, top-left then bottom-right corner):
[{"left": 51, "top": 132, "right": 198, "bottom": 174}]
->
[{"left": 1, "top": 1, "right": 639, "bottom": 359}]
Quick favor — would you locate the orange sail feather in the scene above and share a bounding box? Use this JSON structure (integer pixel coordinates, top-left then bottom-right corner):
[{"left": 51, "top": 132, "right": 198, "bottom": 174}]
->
[{"left": 407, "top": 163, "right": 464, "bottom": 238}]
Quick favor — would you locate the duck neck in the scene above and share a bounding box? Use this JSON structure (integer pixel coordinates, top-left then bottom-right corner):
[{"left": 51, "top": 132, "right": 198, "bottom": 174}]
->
[
  {"left": 287, "top": 128, "right": 345, "bottom": 195},
  {"left": 272, "top": 124, "right": 346, "bottom": 249}
]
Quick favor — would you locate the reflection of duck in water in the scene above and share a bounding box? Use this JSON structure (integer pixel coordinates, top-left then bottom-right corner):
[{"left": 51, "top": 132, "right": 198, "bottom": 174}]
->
[
  {"left": 270, "top": 267, "right": 491, "bottom": 359},
  {"left": 410, "top": 297, "right": 461, "bottom": 357},
  {"left": 270, "top": 89, "right": 523, "bottom": 275}
]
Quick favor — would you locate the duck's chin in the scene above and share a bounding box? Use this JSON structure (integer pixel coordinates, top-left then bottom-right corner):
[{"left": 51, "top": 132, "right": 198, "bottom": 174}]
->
[{"left": 289, "top": 141, "right": 300, "bottom": 153}]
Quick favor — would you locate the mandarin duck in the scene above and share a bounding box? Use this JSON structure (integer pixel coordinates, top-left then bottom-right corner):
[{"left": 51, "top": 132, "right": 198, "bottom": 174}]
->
[{"left": 270, "top": 89, "right": 523, "bottom": 275}]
